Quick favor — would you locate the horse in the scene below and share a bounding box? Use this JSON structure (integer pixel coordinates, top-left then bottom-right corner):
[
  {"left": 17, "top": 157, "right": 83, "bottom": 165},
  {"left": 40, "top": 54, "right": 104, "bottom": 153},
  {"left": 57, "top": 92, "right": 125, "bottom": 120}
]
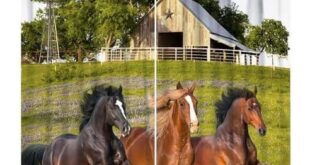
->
[
  {"left": 78, "top": 85, "right": 131, "bottom": 165},
  {"left": 120, "top": 82, "right": 199, "bottom": 165},
  {"left": 41, "top": 86, "right": 131, "bottom": 165},
  {"left": 191, "top": 87, "right": 266, "bottom": 165},
  {"left": 22, "top": 144, "right": 47, "bottom": 165},
  {"left": 42, "top": 94, "right": 131, "bottom": 165},
  {"left": 22, "top": 85, "right": 129, "bottom": 165}
]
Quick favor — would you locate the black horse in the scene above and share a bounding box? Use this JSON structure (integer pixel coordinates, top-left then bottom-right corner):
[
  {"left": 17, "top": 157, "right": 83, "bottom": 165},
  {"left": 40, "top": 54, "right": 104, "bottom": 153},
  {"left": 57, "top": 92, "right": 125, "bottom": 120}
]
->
[
  {"left": 22, "top": 134, "right": 76, "bottom": 165},
  {"left": 78, "top": 85, "right": 131, "bottom": 165},
  {"left": 22, "top": 144, "right": 46, "bottom": 165},
  {"left": 22, "top": 85, "right": 130, "bottom": 165},
  {"left": 42, "top": 93, "right": 131, "bottom": 165}
]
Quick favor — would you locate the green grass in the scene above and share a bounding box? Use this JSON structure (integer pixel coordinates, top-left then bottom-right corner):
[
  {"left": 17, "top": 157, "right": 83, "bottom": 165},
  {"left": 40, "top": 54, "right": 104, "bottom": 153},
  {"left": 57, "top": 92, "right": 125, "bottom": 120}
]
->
[
  {"left": 22, "top": 61, "right": 289, "bottom": 165},
  {"left": 22, "top": 61, "right": 154, "bottom": 90}
]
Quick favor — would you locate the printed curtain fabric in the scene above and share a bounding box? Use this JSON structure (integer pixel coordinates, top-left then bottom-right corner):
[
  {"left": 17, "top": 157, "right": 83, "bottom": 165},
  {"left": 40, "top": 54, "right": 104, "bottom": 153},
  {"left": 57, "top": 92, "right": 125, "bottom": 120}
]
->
[{"left": 21, "top": 0, "right": 289, "bottom": 164}]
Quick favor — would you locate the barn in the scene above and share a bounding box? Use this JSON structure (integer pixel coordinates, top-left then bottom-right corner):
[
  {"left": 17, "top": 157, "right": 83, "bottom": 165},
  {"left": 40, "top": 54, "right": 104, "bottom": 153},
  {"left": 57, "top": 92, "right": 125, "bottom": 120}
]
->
[{"left": 111, "top": 0, "right": 259, "bottom": 65}]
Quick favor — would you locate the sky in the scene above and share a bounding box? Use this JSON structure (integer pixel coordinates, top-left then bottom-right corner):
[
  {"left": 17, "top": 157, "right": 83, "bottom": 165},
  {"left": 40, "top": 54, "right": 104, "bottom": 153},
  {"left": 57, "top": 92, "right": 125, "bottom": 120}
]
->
[{"left": 22, "top": 0, "right": 290, "bottom": 30}]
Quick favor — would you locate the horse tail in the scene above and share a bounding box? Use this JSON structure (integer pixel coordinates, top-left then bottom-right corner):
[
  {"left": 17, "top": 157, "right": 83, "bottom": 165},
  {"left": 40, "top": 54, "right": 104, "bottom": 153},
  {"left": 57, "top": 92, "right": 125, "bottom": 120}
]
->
[{"left": 22, "top": 144, "right": 47, "bottom": 165}]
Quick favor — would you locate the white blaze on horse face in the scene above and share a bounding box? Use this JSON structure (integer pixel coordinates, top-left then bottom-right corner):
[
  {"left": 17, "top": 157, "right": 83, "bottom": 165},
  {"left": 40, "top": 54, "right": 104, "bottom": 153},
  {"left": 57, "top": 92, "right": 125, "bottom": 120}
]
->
[
  {"left": 115, "top": 100, "right": 127, "bottom": 119},
  {"left": 185, "top": 95, "right": 198, "bottom": 124}
]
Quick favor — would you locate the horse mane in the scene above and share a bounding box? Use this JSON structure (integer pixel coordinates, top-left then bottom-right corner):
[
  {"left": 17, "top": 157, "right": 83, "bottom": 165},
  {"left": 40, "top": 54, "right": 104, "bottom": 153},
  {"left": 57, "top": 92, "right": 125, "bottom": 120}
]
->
[
  {"left": 215, "top": 87, "right": 256, "bottom": 127},
  {"left": 148, "top": 88, "right": 188, "bottom": 138},
  {"left": 79, "top": 84, "right": 123, "bottom": 132},
  {"left": 148, "top": 106, "right": 171, "bottom": 138},
  {"left": 148, "top": 89, "right": 188, "bottom": 110}
]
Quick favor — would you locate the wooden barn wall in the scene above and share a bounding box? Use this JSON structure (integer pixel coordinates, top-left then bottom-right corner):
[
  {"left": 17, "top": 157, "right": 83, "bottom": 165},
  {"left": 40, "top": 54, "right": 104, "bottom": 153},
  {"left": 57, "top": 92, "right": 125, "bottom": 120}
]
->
[
  {"left": 130, "top": 0, "right": 211, "bottom": 47},
  {"left": 130, "top": 13, "right": 154, "bottom": 48}
]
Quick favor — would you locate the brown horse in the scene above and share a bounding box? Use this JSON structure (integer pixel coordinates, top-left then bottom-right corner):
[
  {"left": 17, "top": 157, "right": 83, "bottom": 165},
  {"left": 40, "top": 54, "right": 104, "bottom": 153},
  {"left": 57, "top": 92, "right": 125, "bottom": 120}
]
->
[
  {"left": 121, "top": 82, "right": 199, "bottom": 165},
  {"left": 191, "top": 87, "right": 266, "bottom": 165}
]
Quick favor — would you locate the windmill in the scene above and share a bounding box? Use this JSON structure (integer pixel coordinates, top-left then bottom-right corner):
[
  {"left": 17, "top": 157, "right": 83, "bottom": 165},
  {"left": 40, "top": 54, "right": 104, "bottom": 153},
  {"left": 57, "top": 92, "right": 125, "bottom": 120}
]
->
[{"left": 39, "top": 0, "right": 60, "bottom": 64}]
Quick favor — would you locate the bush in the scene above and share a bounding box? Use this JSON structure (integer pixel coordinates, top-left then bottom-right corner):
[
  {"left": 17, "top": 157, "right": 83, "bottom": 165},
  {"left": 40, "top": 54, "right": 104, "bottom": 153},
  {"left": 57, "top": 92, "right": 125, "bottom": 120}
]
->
[
  {"left": 42, "top": 64, "right": 81, "bottom": 83},
  {"left": 42, "top": 72, "right": 56, "bottom": 83}
]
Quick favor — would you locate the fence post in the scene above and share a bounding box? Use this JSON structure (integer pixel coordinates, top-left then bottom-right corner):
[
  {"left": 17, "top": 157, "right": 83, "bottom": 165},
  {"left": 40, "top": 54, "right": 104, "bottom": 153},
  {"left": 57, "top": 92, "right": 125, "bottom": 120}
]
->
[
  {"left": 236, "top": 51, "right": 239, "bottom": 64},
  {"left": 239, "top": 50, "right": 242, "bottom": 65},
  {"left": 190, "top": 48, "right": 193, "bottom": 60},
  {"left": 223, "top": 50, "right": 226, "bottom": 62},
  {"left": 207, "top": 47, "right": 211, "bottom": 62},
  {"left": 110, "top": 50, "right": 112, "bottom": 61},
  {"left": 175, "top": 48, "right": 177, "bottom": 61},
  {"left": 256, "top": 54, "right": 259, "bottom": 65},
  {"left": 162, "top": 48, "right": 164, "bottom": 60},
  {"left": 232, "top": 50, "right": 235, "bottom": 63},
  {"left": 250, "top": 55, "right": 252, "bottom": 65}
]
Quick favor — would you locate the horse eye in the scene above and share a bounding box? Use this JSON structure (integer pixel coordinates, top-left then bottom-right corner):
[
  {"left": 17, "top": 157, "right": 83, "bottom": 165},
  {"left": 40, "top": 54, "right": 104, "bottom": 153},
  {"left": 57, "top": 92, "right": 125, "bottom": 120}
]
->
[{"left": 248, "top": 105, "right": 253, "bottom": 111}]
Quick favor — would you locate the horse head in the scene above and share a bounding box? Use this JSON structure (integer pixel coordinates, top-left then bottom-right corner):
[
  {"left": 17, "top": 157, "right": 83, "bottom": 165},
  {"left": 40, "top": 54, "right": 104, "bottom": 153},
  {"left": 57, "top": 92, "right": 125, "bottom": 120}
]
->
[
  {"left": 241, "top": 87, "right": 266, "bottom": 136},
  {"left": 105, "top": 95, "right": 131, "bottom": 137},
  {"left": 171, "top": 82, "right": 199, "bottom": 133}
]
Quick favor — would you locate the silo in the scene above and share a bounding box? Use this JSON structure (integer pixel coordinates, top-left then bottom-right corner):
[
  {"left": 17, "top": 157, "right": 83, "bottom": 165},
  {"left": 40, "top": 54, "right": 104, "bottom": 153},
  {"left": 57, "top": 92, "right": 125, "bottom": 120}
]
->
[
  {"left": 219, "top": 0, "right": 232, "bottom": 8},
  {"left": 247, "top": 0, "right": 263, "bottom": 25},
  {"left": 23, "top": 0, "right": 33, "bottom": 22}
]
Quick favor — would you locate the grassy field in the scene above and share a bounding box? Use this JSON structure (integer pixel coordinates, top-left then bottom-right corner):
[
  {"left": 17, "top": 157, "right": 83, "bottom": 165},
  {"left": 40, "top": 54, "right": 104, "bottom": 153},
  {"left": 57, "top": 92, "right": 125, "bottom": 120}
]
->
[{"left": 22, "top": 61, "right": 290, "bottom": 165}]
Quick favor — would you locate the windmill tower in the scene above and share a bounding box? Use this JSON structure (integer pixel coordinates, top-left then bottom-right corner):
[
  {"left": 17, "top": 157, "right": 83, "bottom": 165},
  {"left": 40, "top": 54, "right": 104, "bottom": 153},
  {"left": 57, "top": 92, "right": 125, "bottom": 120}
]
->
[
  {"left": 39, "top": 0, "right": 60, "bottom": 63},
  {"left": 247, "top": 0, "right": 263, "bottom": 25}
]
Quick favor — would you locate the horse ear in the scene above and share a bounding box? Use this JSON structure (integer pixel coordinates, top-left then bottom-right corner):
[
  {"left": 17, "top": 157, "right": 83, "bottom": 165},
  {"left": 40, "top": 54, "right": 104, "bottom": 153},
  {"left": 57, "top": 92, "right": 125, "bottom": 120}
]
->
[
  {"left": 254, "top": 86, "right": 258, "bottom": 95},
  {"left": 107, "top": 86, "right": 112, "bottom": 95},
  {"left": 87, "top": 89, "right": 93, "bottom": 95},
  {"left": 176, "top": 82, "right": 183, "bottom": 89},
  {"left": 111, "top": 96, "right": 117, "bottom": 102},
  {"left": 189, "top": 82, "right": 196, "bottom": 93},
  {"left": 119, "top": 85, "right": 122, "bottom": 93}
]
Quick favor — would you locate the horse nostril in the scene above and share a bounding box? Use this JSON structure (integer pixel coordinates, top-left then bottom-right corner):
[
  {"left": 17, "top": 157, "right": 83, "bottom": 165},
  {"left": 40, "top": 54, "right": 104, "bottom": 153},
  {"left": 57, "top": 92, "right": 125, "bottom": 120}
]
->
[
  {"left": 122, "top": 123, "right": 131, "bottom": 135},
  {"left": 127, "top": 125, "right": 131, "bottom": 133},
  {"left": 259, "top": 128, "right": 266, "bottom": 136},
  {"left": 122, "top": 126, "right": 127, "bottom": 133}
]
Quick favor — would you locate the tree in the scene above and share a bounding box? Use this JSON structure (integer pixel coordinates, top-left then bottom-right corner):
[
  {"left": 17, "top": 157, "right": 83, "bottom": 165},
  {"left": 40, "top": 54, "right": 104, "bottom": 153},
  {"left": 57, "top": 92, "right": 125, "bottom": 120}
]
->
[
  {"left": 21, "top": 9, "right": 46, "bottom": 61},
  {"left": 194, "top": 0, "right": 248, "bottom": 43},
  {"left": 219, "top": 4, "right": 248, "bottom": 43},
  {"left": 94, "top": 1, "right": 138, "bottom": 49},
  {"left": 21, "top": 19, "right": 43, "bottom": 56},
  {"left": 21, "top": 2, "right": 81, "bottom": 62},
  {"left": 22, "top": 0, "right": 152, "bottom": 62},
  {"left": 58, "top": 0, "right": 97, "bottom": 62},
  {"left": 195, "top": 0, "right": 222, "bottom": 20},
  {"left": 245, "top": 19, "right": 289, "bottom": 55}
]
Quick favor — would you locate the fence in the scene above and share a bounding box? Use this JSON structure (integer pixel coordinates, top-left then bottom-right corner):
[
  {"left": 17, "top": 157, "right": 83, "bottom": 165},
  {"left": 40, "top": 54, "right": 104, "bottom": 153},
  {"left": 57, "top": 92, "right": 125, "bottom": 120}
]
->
[
  {"left": 106, "top": 47, "right": 260, "bottom": 65},
  {"left": 23, "top": 47, "right": 260, "bottom": 65},
  {"left": 259, "top": 52, "right": 290, "bottom": 68}
]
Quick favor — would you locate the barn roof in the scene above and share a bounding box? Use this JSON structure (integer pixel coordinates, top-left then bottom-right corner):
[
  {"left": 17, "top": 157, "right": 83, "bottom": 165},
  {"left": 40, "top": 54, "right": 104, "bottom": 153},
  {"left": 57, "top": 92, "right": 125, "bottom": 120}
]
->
[
  {"left": 179, "top": 0, "right": 252, "bottom": 51},
  {"left": 138, "top": 0, "right": 253, "bottom": 51}
]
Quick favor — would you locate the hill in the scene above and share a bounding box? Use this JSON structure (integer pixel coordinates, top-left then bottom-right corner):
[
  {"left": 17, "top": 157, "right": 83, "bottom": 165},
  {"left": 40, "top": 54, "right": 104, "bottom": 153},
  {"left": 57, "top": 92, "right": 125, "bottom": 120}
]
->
[{"left": 22, "top": 61, "right": 290, "bottom": 164}]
